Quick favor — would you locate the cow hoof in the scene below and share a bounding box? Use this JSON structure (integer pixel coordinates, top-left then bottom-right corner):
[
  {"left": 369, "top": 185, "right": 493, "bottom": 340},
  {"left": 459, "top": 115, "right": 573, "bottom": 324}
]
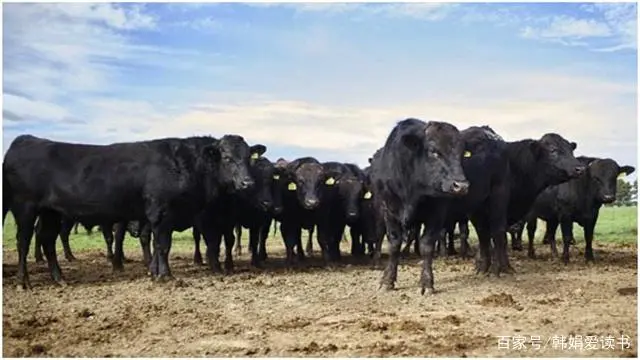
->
[
  {"left": 511, "top": 245, "right": 523, "bottom": 251},
  {"left": 66, "top": 255, "right": 77, "bottom": 262},
  {"left": 502, "top": 265, "right": 516, "bottom": 275},
  {"left": 17, "top": 282, "right": 33, "bottom": 291},
  {"left": 421, "top": 287, "right": 435, "bottom": 296},
  {"left": 378, "top": 282, "right": 394, "bottom": 292},
  {"left": 112, "top": 266, "right": 124, "bottom": 273},
  {"left": 527, "top": 251, "right": 536, "bottom": 259},
  {"left": 154, "top": 274, "right": 174, "bottom": 283},
  {"left": 35, "top": 258, "right": 45, "bottom": 265}
]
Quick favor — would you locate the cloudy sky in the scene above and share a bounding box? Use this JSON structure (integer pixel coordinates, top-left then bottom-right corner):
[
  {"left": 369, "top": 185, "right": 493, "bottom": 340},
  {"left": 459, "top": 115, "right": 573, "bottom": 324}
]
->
[{"left": 2, "top": 2, "right": 637, "bottom": 176}]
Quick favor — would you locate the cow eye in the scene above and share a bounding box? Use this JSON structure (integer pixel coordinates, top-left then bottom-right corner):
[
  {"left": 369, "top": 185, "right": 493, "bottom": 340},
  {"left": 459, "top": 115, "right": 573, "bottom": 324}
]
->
[
  {"left": 428, "top": 149, "right": 440, "bottom": 159},
  {"left": 549, "top": 148, "right": 558, "bottom": 155}
]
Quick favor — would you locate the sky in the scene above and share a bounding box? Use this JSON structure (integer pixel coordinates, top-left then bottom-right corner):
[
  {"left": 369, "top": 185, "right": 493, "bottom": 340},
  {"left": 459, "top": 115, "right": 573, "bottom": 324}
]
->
[{"left": 2, "top": 2, "right": 638, "bottom": 178}]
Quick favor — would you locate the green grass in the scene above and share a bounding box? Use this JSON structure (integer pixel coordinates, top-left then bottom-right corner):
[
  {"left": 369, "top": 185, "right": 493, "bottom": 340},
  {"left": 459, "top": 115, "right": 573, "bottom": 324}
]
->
[{"left": 2, "top": 206, "right": 637, "bottom": 256}]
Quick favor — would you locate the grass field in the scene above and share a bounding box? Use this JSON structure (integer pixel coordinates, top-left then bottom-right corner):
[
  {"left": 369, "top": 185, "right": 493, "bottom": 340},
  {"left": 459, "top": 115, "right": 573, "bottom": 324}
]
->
[
  {"left": 2, "top": 206, "right": 637, "bottom": 256},
  {"left": 3, "top": 206, "right": 637, "bottom": 357}
]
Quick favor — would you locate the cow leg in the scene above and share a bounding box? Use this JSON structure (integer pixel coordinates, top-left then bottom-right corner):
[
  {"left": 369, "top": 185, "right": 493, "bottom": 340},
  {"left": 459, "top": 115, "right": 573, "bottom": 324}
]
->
[
  {"left": 249, "top": 227, "right": 262, "bottom": 268},
  {"left": 102, "top": 225, "right": 115, "bottom": 261},
  {"left": 112, "top": 222, "right": 126, "bottom": 272},
  {"left": 59, "top": 219, "right": 77, "bottom": 262},
  {"left": 296, "top": 230, "right": 306, "bottom": 262},
  {"left": 545, "top": 219, "right": 560, "bottom": 259},
  {"left": 584, "top": 218, "right": 596, "bottom": 263},
  {"left": 73, "top": 222, "right": 79, "bottom": 235},
  {"left": 438, "top": 228, "right": 448, "bottom": 257},
  {"left": 203, "top": 226, "right": 223, "bottom": 274},
  {"left": 304, "top": 226, "right": 314, "bottom": 257},
  {"left": 234, "top": 224, "right": 242, "bottom": 257},
  {"left": 330, "top": 224, "right": 345, "bottom": 262},
  {"left": 223, "top": 229, "right": 235, "bottom": 273},
  {"left": 139, "top": 222, "right": 152, "bottom": 267},
  {"left": 258, "top": 219, "right": 269, "bottom": 262},
  {"left": 379, "top": 215, "right": 403, "bottom": 291},
  {"left": 192, "top": 226, "right": 203, "bottom": 266},
  {"left": 34, "top": 218, "right": 45, "bottom": 264},
  {"left": 526, "top": 219, "right": 539, "bottom": 259},
  {"left": 401, "top": 237, "right": 413, "bottom": 257},
  {"left": 14, "top": 203, "right": 38, "bottom": 290},
  {"left": 317, "top": 223, "right": 333, "bottom": 264},
  {"left": 559, "top": 219, "right": 574, "bottom": 265},
  {"left": 459, "top": 220, "right": 472, "bottom": 259},
  {"left": 472, "top": 218, "right": 492, "bottom": 275},
  {"left": 281, "top": 222, "right": 301, "bottom": 268},
  {"left": 419, "top": 223, "right": 443, "bottom": 295},
  {"left": 151, "top": 221, "right": 174, "bottom": 281},
  {"left": 38, "top": 210, "right": 65, "bottom": 286},
  {"left": 372, "top": 219, "right": 386, "bottom": 267},
  {"left": 446, "top": 226, "right": 457, "bottom": 256},
  {"left": 511, "top": 222, "right": 524, "bottom": 251},
  {"left": 350, "top": 226, "right": 365, "bottom": 257}
]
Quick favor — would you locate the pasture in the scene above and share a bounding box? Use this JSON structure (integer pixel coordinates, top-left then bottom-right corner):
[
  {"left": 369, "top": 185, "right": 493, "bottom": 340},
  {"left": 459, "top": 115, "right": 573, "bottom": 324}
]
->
[{"left": 2, "top": 207, "right": 637, "bottom": 357}]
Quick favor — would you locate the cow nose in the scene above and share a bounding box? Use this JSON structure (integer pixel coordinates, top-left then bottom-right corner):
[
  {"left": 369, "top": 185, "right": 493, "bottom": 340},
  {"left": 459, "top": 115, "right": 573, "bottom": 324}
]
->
[
  {"left": 450, "top": 180, "right": 469, "bottom": 195},
  {"left": 602, "top": 195, "right": 615, "bottom": 203},
  {"left": 574, "top": 166, "right": 586, "bottom": 176},
  {"left": 304, "top": 199, "right": 319, "bottom": 208},
  {"left": 240, "top": 178, "right": 254, "bottom": 189},
  {"left": 260, "top": 200, "right": 272, "bottom": 209},
  {"left": 273, "top": 206, "right": 283, "bottom": 214}
]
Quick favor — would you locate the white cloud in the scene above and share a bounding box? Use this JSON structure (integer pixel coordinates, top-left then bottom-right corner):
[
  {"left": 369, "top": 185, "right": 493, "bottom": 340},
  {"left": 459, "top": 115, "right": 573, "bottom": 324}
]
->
[
  {"left": 3, "top": 94, "right": 70, "bottom": 122},
  {"left": 520, "top": 4, "right": 636, "bottom": 51},
  {"left": 521, "top": 16, "right": 612, "bottom": 40},
  {"left": 56, "top": 67, "right": 634, "bottom": 169}
]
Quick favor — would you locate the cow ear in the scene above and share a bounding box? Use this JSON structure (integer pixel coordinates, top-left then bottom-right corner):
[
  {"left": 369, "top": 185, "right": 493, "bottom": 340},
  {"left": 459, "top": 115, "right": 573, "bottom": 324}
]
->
[
  {"left": 529, "top": 141, "right": 543, "bottom": 159},
  {"left": 203, "top": 143, "right": 221, "bottom": 160},
  {"left": 250, "top": 144, "right": 267, "bottom": 159},
  {"left": 368, "top": 157, "right": 373, "bottom": 165},
  {"left": 619, "top": 166, "right": 635, "bottom": 177},
  {"left": 570, "top": 142, "right": 577, "bottom": 151},
  {"left": 401, "top": 134, "right": 422, "bottom": 152}
]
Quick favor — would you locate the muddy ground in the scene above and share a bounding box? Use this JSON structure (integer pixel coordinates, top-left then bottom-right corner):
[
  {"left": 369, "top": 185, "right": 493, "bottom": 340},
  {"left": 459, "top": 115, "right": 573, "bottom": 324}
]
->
[{"left": 3, "top": 240, "right": 637, "bottom": 357}]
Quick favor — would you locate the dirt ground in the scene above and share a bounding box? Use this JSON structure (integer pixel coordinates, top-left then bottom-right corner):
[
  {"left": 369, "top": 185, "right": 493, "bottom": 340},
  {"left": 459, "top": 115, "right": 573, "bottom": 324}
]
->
[{"left": 2, "top": 240, "right": 637, "bottom": 357}]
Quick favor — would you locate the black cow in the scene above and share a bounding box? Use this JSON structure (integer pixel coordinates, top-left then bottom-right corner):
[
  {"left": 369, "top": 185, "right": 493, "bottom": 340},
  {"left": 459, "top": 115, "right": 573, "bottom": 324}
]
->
[
  {"left": 3, "top": 134, "right": 258, "bottom": 289},
  {"left": 370, "top": 118, "right": 470, "bottom": 295},
  {"left": 279, "top": 157, "right": 326, "bottom": 266},
  {"left": 521, "top": 156, "right": 634, "bottom": 263},
  {"left": 191, "top": 146, "right": 271, "bottom": 272},
  {"left": 445, "top": 127, "right": 585, "bottom": 276},
  {"left": 233, "top": 157, "right": 288, "bottom": 263},
  {"left": 314, "top": 162, "right": 364, "bottom": 262}
]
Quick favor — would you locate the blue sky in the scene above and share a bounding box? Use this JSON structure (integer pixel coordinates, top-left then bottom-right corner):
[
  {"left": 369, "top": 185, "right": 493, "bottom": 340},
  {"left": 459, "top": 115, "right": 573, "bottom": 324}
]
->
[{"left": 2, "top": 2, "right": 637, "bottom": 177}]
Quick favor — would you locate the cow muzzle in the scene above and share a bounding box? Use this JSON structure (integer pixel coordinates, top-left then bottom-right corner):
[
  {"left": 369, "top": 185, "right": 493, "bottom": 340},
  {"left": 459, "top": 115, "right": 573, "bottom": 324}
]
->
[{"left": 448, "top": 180, "right": 470, "bottom": 196}]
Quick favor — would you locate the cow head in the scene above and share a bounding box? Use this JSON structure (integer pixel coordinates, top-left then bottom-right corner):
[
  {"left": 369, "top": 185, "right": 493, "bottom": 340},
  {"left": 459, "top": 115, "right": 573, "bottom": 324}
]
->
[
  {"left": 582, "top": 157, "right": 636, "bottom": 204},
  {"left": 270, "top": 159, "right": 289, "bottom": 215},
  {"left": 203, "top": 135, "right": 265, "bottom": 193},
  {"left": 531, "top": 133, "right": 585, "bottom": 185},
  {"left": 338, "top": 176, "right": 364, "bottom": 222},
  {"left": 248, "top": 157, "right": 276, "bottom": 212},
  {"left": 286, "top": 161, "right": 325, "bottom": 211},
  {"left": 396, "top": 119, "right": 469, "bottom": 197}
]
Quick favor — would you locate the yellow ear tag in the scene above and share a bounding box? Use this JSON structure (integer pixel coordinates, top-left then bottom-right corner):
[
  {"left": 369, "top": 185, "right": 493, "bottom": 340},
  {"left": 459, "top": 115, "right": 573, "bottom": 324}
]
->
[
  {"left": 273, "top": 174, "right": 280, "bottom": 180},
  {"left": 463, "top": 151, "right": 471, "bottom": 158},
  {"left": 618, "top": 172, "right": 626, "bottom": 179},
  {"left": 251, "top": 153, "right": 259, "bottom": 160},
  {"left": 288, "top": 182, "right": 297, "bottom": 191},
  {"left": 325, "top": 177, "right": 335, "bottom": 186},
  {"left": 363, "top": 191, "right": 372, "bottom": 199}
]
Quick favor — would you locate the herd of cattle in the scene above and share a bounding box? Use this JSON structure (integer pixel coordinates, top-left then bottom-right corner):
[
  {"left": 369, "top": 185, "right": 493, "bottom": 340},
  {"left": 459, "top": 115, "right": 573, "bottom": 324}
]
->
[{"left": 2, "top": 118, "right": 635, "bottom": 294}]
